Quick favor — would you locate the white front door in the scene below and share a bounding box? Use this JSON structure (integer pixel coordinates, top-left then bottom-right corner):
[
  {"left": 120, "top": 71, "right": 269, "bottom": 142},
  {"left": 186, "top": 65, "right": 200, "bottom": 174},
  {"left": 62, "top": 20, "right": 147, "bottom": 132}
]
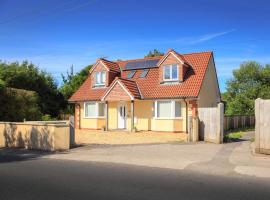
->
[{"left": 118, "top": 103, "right": 127, "bottom": 129}]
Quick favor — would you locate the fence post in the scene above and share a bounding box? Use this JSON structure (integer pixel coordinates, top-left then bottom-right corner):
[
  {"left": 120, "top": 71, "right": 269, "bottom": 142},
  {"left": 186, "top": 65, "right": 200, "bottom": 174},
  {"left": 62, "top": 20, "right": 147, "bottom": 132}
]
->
[
  {"left": 217, "top": 103, "right": 224, "bottom": 144},
  {"left": 255, "top": 99, "right": 261, "bottom": 153}
]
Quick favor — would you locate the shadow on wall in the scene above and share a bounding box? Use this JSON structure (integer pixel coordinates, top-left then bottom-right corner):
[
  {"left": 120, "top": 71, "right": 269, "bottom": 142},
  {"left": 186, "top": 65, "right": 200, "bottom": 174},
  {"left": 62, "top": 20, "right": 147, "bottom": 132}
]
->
[
  {"left": 3, "top": 123, "right": 53, "bottom": 151},
  {"left": 199, "top": 121, "right": 205, "bottom": 141}
]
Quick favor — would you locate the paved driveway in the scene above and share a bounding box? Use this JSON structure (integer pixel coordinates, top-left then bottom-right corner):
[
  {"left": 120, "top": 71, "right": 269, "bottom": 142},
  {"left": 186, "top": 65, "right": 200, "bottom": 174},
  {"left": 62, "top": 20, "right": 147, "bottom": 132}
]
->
[{"left": 45, "top": 131, "right": 270, "bottom": 178}]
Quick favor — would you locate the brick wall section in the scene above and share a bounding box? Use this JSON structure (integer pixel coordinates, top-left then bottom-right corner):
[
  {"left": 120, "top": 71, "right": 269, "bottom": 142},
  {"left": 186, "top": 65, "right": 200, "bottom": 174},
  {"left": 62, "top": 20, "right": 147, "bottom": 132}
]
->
[
  {"left": 105, "top": 82, "right": 131, "bottom": 101},
  {"left": 189, "top": 100, "right": 198, "bottom": 117},
  {"left": 75, "top": 104, "right": 81, "bottom": 129},
  {"left": 159, "top": 53, "right": 187, "bottom": 82}
]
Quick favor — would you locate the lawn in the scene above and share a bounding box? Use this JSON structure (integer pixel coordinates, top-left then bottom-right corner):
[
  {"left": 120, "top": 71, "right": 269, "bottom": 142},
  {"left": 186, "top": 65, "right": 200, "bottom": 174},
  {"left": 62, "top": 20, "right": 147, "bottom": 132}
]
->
[{"left": 224, "top": 127, "right": 254, "bottom": 142}]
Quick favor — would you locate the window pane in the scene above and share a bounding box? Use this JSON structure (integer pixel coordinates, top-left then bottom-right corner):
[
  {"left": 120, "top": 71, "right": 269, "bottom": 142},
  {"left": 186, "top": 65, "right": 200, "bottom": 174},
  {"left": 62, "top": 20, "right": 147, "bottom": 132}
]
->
[
  {"left": 127, "top": 70, "right": 136, "bottom": 79},
  {"left": 172, "top": 65, "right": 178, "bottom": 80},
  {"left": 139, "top": 69, "right": 149, "bottom": 78},
  {"left": 85, "top": 102, "right": 96, "bottom": 117},
  {"left": 175, "top": 101, "right": 181, "bottom": 117},
  {"left": 157, "top": 101, "right": 171, "bottom": 118},
  {"left": 95, "top": 72, "right": 100, "bottom": 84},
  {"left": 98, "top": 103, "right": 105, "bottom": 117},
  {"left": 101, "top": 72, "right": 106, "bottom": 84},
  {"left": 164, "top": 66, "right": 171, "bottom": 79}
]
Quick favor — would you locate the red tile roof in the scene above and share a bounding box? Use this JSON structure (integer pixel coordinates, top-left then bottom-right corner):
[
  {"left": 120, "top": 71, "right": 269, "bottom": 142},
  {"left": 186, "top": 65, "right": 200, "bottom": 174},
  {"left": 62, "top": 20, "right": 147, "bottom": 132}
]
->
[
  {"left": 69, "top": 51, "right": 213, "bottom": 102},
  {"left": 69, "top": 76, "right": 107, "bottom": 102},
  {"left": 121, "top": 52, "right": 212, "bottom": 99},
  {"left": 100, "top": 58, "right": 120, "bottom": 72}
]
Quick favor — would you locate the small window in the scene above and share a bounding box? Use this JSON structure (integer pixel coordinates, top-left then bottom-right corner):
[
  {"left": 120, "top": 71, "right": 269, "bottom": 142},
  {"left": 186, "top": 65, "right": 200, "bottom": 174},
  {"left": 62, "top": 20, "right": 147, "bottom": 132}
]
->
[
  {"left": 95, "top": 71, "right": 106, "bottom": 86},
  {"left": 127, "top": 70, "right": 136, "bottom": 79},
  {"left": 175, "top": 101, "right": 181, "bottom": 117},
  {"left": 163, "top": 64, "right": 178, "bottom": 81},
  {"left": 98, "top": 103, "right": 105, "bottom": 117},
  {"left": 139, "top": 69, "right": 149, "bottom": 78}
]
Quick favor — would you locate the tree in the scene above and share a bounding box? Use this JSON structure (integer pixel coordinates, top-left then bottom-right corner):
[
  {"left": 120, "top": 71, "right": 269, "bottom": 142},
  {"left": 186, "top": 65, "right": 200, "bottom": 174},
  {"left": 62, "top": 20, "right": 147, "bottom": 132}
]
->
[
  {"left": 60, "top": 64, "right": 92, "bottom": 100},
  {"left": 60, "top": 64, "right": 92, "bottom": 113},
  {"left": 222, "top": 61, "right": 270, "bottom": 115},
  {"left": 0, "top": 61, "right": 65, "bottom": 117},
  {"left": 145, "top": 49, "right": 164, "bottom": 58},
  {"left": 0, "top": 88, "right": 42, "bottom": 121}
]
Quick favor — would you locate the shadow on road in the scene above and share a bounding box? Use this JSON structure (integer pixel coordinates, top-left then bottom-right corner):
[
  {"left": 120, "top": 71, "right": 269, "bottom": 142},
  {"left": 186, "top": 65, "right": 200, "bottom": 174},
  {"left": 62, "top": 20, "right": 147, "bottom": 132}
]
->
[{"left": 0, "top": 147, "right": 54, "bottom": 163}]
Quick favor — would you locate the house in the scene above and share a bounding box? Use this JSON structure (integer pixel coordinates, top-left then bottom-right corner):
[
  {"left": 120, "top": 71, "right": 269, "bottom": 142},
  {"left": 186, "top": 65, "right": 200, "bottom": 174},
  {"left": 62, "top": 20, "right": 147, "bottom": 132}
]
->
[{"left": 69, "top": 49, "right": 221, "bottom": 133}]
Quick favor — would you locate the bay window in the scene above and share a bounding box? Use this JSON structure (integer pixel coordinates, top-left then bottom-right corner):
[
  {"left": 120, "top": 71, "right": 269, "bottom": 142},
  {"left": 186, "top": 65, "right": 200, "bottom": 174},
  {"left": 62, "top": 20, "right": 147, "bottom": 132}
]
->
[
  {"left": 163, "top": 64, "right": 178, "bottom": 81},
  {"left": 154, "top": 100, "right": 181, "bottom": 118},
  {"left": 95, "top": 71, "right": 106, "bottom": 86},
  {"left": 84, "top": 102, "right": 105, "bottom": 118}
]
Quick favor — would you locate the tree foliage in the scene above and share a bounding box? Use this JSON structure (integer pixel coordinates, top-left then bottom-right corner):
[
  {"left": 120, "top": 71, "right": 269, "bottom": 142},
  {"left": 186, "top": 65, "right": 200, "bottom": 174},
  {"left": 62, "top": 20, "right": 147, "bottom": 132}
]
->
[
  {"left": 0, "top": 87, "right": 42, "bottom": 121},
  {"left": 145, "top": 49, "right": 164, "bottom": 58},
  {"left": 222, "top": 61, "right": 270, "bottom": 115},
  {"left": 60, "top": 64, "right": 92, "bottom": 100},
  {"left": 0, "top": 61, "right": 65, "bottom": 117}
]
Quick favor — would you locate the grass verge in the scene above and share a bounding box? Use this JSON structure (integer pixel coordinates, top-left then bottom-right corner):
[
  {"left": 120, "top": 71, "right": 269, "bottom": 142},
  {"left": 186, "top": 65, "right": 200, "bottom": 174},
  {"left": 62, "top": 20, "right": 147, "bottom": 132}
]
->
[{"left": 223, "top": 127, "right": 254, "bottom": 142}]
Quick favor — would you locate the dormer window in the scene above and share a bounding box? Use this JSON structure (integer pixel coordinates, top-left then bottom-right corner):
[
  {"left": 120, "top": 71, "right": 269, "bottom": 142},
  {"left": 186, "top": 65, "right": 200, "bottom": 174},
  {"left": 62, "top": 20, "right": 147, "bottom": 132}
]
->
[
  {"left": 163, "top": 64, "right": 178, "bottom": 81},
  {"left": 95, "top": 71, "right": 106, "bottom": 86}
]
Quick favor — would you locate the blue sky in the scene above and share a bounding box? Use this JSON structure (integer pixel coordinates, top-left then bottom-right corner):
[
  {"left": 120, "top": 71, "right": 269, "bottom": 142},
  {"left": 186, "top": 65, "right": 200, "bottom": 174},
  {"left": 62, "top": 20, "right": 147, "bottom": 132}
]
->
[{"left": 1, "top": 0, "right": 270, "bottom": 91}]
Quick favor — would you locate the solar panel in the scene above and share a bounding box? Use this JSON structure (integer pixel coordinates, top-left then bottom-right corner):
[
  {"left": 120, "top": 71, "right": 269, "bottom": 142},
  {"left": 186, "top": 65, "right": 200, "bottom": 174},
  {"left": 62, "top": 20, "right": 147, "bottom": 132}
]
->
[
  {"left": 127, "top": 70, "right": 136, "bottom": 78},
  {"left": 124, "top": 59, "right": 159, "bottom": 70},
  {"left": 139, "top": 69, "right": 149, "bottom": 78}
]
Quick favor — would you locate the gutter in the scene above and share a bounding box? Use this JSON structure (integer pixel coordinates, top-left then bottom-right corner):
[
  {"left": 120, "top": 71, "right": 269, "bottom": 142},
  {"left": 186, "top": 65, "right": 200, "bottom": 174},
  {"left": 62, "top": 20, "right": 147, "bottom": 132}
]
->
[{"left": 183, "top": 98, "right": 188, "bottom": 133}]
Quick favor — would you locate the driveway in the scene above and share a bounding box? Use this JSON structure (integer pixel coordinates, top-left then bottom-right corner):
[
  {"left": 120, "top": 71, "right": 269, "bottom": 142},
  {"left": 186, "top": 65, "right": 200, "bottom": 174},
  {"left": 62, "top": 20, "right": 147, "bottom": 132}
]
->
[{"left": 45, "top": 131, "right": 270, "bottom": 178}]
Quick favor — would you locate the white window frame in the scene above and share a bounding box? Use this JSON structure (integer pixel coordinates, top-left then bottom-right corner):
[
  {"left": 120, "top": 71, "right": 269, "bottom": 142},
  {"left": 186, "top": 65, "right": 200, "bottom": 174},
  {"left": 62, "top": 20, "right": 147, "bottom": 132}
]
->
[
  {"left": 163, "top": 64, "right": 178, "bottom": 81},
  {"left": 84, "top": 101, "right": 105, "bottom": 118},
  {"left": 154, "top": 100, "right": 182, "bottom": 119},
  {"left": 95, "top": 71, "right": 106, "bottom": 87}
]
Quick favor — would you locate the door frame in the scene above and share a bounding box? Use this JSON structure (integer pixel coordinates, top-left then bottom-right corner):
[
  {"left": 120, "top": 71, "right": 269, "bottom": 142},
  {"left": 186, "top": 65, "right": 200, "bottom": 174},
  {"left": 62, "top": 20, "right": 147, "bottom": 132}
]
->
[{"left": 117, "top": 102, "right": 127, "bottom": 129}]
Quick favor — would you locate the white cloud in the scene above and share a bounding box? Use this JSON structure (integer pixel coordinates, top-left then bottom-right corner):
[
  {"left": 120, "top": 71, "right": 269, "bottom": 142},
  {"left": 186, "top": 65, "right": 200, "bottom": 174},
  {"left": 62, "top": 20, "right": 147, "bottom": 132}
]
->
[{"left": 194, "top": 29, "right": 236, "bottom": 43}]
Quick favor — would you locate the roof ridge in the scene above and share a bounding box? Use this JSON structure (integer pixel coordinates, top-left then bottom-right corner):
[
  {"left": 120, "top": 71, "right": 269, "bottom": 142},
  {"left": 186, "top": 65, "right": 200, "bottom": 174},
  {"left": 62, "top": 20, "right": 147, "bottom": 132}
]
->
[
  {"left": 182, "top": 51, "right": 213, "bottom": 56},
  {"left": 100, "top": 58, "right": 118, "bottom": 64},
  {"left": 116, "top": 56, "right": 162, "bottom": 63}
]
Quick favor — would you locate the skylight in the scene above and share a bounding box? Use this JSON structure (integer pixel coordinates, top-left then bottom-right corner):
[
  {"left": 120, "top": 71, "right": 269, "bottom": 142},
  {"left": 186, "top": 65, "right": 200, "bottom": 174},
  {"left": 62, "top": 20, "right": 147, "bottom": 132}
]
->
[
  {"left": 127, "top": 70, "right": 136, "bottom": 79},
  {"left": 139, "top": 69, "right": 149, "bottom": 78}
]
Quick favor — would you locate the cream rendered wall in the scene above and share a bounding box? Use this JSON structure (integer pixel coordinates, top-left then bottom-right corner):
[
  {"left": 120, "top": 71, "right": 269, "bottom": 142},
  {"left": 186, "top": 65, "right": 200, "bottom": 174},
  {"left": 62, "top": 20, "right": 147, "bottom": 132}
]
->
[
  {"left": 134, "top": 100, "right": 152, "bottom": 131},
  {"left": 107, "top": 100, "right": 186, "bottom": 132},
  {"left": 108, "top": 101, "right": 118, "bottom": 129},
  {"left": 135, "top": 100, "right": 186, "bottom": 132},
  {"left": 80, "top": 102, "right": 105, "bottom": 129},
  {"left": 198, "top": 56, "right": 221, "bottom": 108}
]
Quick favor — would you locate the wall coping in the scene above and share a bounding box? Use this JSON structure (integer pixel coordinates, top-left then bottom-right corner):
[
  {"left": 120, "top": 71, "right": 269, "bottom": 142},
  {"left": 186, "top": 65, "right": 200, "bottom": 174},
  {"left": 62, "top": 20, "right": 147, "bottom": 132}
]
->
[{"left": 0, "top": 121, "right": 69, "bottom": 127}]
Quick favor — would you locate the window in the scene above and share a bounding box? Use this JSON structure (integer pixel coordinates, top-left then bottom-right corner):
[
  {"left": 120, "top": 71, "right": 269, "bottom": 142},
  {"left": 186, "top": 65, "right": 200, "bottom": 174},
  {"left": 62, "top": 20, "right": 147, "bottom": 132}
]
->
[
  {"left": 139, "top": 69, "right": 149, "bottom": 78},
  {"left": 163, "top": 64, "right": 178, "bottom": 81},
  {"left": 95, "top": 71, "right": 106, "bottom": 86},
  {"left": 127, "top": 70, "right": 136, "bottom": 79},
  {"left": 157, "top": 101, "right": 171, "bottom": 118},
  {"left": 85, "top": 102, "right": 96, "bottom": 117},
  {"left": 154, "top": 100, "right": 181, "bottom": 118},
  {"left": 84, "top": 102, "right": 105, "bottom": 118}
]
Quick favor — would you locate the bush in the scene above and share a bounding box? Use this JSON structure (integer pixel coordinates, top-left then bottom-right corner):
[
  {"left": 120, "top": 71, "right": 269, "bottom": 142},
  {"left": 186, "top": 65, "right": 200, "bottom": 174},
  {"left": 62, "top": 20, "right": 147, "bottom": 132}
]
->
[
  {"left": 41, "top": 114, "right": 57, "bottom": 121},
  {"left": 0, "top": 87, "right": 42, "bottom": 121}
]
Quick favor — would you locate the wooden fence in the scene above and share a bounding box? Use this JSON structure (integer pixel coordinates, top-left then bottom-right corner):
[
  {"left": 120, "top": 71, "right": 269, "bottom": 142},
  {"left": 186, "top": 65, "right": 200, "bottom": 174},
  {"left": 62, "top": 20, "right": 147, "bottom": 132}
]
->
[{"left": 224, "top": 115, "right": 255, "bottom": 132}]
